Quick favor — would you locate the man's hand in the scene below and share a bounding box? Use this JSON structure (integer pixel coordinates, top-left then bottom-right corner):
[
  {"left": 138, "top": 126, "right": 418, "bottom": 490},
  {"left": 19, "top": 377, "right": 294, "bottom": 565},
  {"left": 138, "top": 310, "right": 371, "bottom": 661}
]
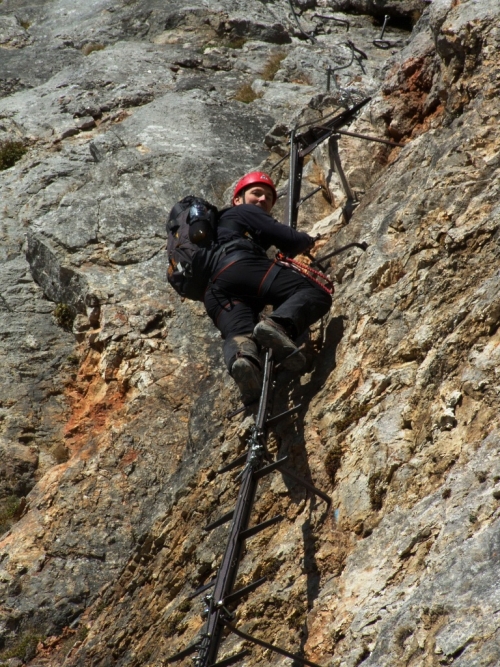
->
[
  {"left": 307, "top": 233, "right": 323, "bottom": 251},
  {"left": 301, "top": 234, "right": 325, "bottom": 263}
]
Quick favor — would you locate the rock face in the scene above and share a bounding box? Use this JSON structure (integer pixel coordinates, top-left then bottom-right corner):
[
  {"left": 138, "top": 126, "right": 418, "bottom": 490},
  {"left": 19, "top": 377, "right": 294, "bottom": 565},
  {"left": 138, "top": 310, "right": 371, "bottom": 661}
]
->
[{"left": 0, "top": 0, "right": 499, "bottom": 666}]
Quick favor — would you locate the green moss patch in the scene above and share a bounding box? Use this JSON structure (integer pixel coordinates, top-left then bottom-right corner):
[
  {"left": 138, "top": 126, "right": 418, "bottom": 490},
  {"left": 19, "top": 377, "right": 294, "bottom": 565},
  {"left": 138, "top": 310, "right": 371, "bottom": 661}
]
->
[
  {"left": 0, "top": 495, "right": 21, "bottom": 535},
  {"left": 53, "top": 303, "right": 75, "bottom": 330},
  {"left": 0, "top": 632, "right": 45, "bottom": 662},
  {"left": 324, "top": 444, "right": 343, "bottom": 484},
  {"left": 220, "top": 36, "right": 247, "bottom": 49}
]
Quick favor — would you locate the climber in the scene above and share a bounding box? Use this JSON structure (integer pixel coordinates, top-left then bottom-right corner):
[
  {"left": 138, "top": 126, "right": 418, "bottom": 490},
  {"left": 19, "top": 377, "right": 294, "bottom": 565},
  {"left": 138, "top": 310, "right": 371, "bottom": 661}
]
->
[{"left": 205, "top": 171, "right": 332, "bottom": 405}]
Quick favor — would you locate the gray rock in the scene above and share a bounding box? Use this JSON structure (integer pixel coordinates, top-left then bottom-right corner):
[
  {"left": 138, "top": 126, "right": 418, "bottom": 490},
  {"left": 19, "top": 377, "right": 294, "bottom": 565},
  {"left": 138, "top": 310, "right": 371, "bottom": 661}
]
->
[
  {"left": 337, "top": 430, "right": 500, "bottom": 666},
  {"left": 0, "top": 13, "right": 31, "bottom": 48}
]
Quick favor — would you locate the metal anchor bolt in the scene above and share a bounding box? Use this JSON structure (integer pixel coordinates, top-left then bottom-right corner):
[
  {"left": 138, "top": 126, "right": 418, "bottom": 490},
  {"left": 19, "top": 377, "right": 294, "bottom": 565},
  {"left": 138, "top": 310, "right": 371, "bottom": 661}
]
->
[{"left": 379, "top": 14, "right": 390, "bottom": 40}]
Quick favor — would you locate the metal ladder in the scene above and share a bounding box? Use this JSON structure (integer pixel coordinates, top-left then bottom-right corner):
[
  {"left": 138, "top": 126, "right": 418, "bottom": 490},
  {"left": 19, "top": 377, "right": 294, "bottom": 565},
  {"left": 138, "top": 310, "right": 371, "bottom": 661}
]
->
[{"left": 167, "top": 349, "right": 330, "bottom": 667}]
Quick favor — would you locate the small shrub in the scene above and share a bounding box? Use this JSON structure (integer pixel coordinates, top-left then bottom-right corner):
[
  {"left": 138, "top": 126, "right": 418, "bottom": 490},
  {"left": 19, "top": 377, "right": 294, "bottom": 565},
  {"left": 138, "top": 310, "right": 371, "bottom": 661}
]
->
[
  {"left": 0, "top": 495, "right": 21, "bottom": 535},
  {"left": 0, "top": 140, "right": 27, "bottom": 170},
  {"left": 334, "top": 402, "right": 371, "bottom": 433},
  {"left": 233, "top": 82, "right": 262, "bottom": 104},
  {"left": 178, "top": 599, "right": 192, "bottom": 613},
  {"left": 94, "top": 600, "right": 107, "bottom": 616},
  {"left": 52, "top": 443, "right": 70, "bottom": 464},
  {"left": 324, "top": 444, "right": 343, "bottom": 484},
  {"left": 261, "top": 51, "right": 287, "bottom": 82},
  {"left": 257, "top": 557, "right": 282, "bottom": 579},
  {"left": 53, "top": 303, "right": 75, "bottom": 330},
  {"left": 288, "top": 601, "right": 306, "bottom": 630},
  {"left": 164, "top": 611, "right": 186, "bottom": 635},
  {"left": 395, "top": 624, "right": 414, "bottom": 648},
  {"left": 368, "top": 471, "right": 386, "bottom": 511},
  {"left": 82, "top": 42, "right": 105, "bottom": 56},
  {"left": 411, "top": 9, "right": 423, "bottom": 24}
]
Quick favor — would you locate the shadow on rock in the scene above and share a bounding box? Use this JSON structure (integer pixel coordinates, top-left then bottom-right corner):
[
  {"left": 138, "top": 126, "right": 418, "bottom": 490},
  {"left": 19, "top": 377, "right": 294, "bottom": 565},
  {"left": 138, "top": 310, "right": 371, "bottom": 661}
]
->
[{"left": 268, "top": 316, "right": 344, "bottom": 660}]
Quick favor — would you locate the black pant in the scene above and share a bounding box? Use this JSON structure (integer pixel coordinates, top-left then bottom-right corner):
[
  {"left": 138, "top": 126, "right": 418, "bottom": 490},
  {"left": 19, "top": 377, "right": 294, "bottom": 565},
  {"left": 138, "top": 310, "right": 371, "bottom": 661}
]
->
[{"left": 204, "top": 255, "right": 332, "bottom": 370}]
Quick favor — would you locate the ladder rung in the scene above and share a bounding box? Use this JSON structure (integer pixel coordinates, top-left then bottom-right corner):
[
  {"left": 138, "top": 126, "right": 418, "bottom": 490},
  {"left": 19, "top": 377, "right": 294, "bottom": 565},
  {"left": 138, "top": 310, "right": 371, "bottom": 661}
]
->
[
  {"left": 239, "top": 515, "right": 283, "bottom": 541},
  {"left": 166, "top": 641, "right": 199, "bottom": 663},
  {"left": 224, "top": 576, "right": 267, "bottom": 606},
  {"left": 218, "top": 452, "right": 247, "bottom": 474},
  {"left": 280, "top": 467, "right": 331, "bottom": 505},
  {"left": 226, "top": 405, "right": 246, "bottom": 419},
  {"left": 222, "top": 620, "right": 324, "bottom": 667},
  {"left": 254, "top": 456, "right": 288, "bottom": 480},
  {"left": 188, "top": 578, "right": 215, "bottom": 600},
  {"left": 265, "top": 404, "right": 301, "bottom": 427},
  {"left": 204, "top": 510, "right": 234, "bottom": 532}
]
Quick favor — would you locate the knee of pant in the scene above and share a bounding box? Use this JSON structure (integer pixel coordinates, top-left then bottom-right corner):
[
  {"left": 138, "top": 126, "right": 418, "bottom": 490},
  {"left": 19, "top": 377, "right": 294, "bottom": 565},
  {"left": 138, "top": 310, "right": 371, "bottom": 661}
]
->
[
  {"left": 216, "top": 304, "right": 257, "bottom": 341},
  {"left": 309, "top": 291, "right": 333, "bottom": 324}
]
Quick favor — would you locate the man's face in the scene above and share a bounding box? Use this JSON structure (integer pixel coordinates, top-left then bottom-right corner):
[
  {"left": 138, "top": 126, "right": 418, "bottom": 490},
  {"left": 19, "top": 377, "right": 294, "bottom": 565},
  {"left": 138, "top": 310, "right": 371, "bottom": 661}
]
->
[{"left": 234, "top": 184, "right": 274, "bottom": 213}]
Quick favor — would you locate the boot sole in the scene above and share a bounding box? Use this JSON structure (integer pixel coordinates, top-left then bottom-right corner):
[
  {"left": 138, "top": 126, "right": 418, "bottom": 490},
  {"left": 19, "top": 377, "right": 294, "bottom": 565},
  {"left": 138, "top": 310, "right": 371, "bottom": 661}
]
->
[
  {"left": 231, "top": 358, "right": 262, "bottom": 405},
  {"left": 254, "top": 323, "right": 305, "bottom": 372}
]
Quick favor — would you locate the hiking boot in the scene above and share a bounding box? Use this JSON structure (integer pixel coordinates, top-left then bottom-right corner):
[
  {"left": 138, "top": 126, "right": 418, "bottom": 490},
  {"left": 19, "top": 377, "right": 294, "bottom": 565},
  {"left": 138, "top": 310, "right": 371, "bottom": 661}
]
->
[
  {"left": 231, "top": 357, "right": 262, "bottom": 405},
  {"left": 253, "top": 318, "right": 305, "bottom": 372}
]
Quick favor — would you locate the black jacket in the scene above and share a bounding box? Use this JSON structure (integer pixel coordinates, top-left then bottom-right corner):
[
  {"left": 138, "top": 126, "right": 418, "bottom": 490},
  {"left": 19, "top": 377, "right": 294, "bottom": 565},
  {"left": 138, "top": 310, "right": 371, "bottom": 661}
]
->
[{"left": 217, "top": 204, "right": 314, "bottom": 258}]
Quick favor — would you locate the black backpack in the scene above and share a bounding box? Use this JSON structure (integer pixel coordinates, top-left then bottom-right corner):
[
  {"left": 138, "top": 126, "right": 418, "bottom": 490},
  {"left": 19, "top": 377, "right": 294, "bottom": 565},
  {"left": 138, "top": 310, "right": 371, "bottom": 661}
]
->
[{"left": 166, "top": 196, "right": 220, "bottom": 301}]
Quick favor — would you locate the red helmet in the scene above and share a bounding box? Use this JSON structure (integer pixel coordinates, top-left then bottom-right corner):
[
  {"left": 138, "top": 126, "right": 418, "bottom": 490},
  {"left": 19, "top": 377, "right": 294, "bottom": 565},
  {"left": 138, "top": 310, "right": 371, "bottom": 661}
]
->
[{"left": 232, "top": 171, "right": 277, "bottom": 205}]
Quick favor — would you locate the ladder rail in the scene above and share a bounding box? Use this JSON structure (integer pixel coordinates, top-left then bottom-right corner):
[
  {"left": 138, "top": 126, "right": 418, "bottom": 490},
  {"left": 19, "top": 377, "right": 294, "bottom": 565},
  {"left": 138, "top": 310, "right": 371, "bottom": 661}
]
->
[{"left": 195, "top": 351, "right": 275, "bottom": 666}]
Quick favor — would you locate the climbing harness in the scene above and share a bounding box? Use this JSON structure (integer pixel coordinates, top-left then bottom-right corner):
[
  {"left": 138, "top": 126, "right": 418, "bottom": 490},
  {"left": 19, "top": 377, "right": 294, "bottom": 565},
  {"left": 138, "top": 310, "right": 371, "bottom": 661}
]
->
[{"left": 276, "top": 252, "right": 334, "bottom": 295}]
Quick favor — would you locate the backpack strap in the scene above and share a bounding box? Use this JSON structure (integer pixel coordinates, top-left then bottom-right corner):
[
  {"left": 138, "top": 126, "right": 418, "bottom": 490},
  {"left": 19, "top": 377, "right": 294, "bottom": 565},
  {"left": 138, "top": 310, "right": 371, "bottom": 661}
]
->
[
  {"left": 217, "top": 218, "right": 247, "bottom": 234},
  {"left": 217, "top": 217, "right": 262, "bottom": 247},
  {"left": 218, "top": 237, "right": 266, "bottom": 260}
]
